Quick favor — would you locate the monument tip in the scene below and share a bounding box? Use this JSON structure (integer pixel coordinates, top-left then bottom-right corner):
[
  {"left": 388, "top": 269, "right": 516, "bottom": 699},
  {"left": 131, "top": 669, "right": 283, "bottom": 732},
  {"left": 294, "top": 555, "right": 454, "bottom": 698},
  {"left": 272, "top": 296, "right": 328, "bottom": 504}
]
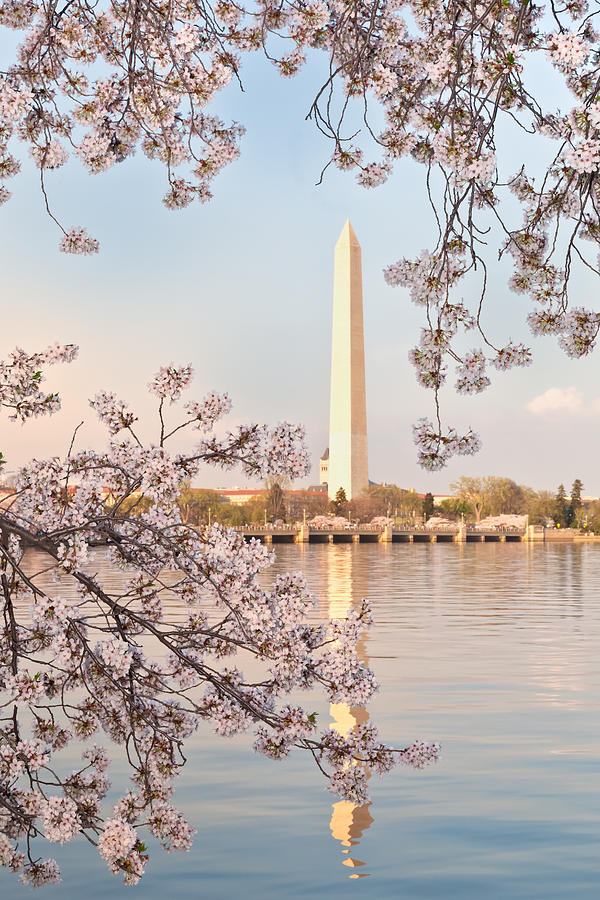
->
[{"left": 336, "top": 219, "right": 360, "bottom": 246}]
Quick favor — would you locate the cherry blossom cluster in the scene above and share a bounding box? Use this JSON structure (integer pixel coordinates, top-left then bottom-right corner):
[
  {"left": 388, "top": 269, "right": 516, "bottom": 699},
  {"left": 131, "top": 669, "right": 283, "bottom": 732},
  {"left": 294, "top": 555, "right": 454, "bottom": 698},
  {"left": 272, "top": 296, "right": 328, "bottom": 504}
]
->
[
  {"left": 98, "top": 819, "right": 146, "bottom": 885},
  {"left": 89, "top": 391, "right": 138, "bottom": 435},
  {"left": 148, "top": 365, "right": 194, "bottom": 402},
  {"left": 198, "top": 421, "right": 310, "bottom": 481},
  {"left": 557, "top": 308, "right": 600, "bottom": 358},
  {"left": 59, "top": 227, "right": 99, "bottom": 255},
  {"left": 0, "top": 343, "right": 77, "bottom": 423},
  {"left": 3, "top": 1, "right": 600, "bottom": 464},
  {"left": 455, "top": 351, "right": 490, "bottom": 396},
  {"left": 400, "top": 740, "right": 442, "bottom": 769},
  {"left": 412, "top": 418, "right": 481, "bottom": 471},
  {"left": 184, "top": 391, "right": 232, "bottom": 432},
  {"left": 1, "top": 0, "right": 246, "bottom": 248},
  {"left": 0, "top": 347, "right": 438, "bottom": 888}
]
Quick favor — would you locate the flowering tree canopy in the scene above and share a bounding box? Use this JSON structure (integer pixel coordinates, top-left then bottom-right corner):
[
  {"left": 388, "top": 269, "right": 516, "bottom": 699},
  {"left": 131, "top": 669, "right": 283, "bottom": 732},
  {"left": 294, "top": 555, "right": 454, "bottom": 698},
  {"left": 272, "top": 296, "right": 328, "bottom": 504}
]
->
[
  {"left": 2, "top": 0, "right": 600, "bottom": 464},
  {"left": 0, "top": 347, "right": 438, "bottom": 888}
]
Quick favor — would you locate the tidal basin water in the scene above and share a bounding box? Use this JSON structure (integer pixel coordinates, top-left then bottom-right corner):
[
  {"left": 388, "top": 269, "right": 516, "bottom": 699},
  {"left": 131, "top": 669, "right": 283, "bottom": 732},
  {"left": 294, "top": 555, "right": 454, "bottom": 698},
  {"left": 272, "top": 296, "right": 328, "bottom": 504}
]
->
[{"left": 3, "top": 542, "right": 600, "bottom": 899}]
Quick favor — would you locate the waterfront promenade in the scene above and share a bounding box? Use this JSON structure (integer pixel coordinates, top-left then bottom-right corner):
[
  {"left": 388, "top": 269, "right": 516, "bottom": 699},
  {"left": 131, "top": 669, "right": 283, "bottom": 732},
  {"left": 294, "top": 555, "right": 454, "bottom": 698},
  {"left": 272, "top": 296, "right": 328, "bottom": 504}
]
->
[{"left": 231, "top": 523, "right": 590, "bottom": 544}]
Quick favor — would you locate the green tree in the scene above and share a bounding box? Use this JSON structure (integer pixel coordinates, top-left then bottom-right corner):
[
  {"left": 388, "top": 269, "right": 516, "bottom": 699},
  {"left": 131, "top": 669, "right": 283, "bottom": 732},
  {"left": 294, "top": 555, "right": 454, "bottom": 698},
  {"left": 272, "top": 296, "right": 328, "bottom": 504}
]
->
[
  {"left": 451, "top": 475, "right": 527, "bottom": 522},
  {"left": 524, "top": 489, "right": 555, "bottom": 526},
  {"left": 423, "top": 492, "right": 435, "bottom": 521},
  {"left": 554, "top": 484, "right": 569, "bottom": 527},
  {"left": 568, "top": 478, "right": 584, "bottom": 526},
  {"left": 450, "top": 477, "right": 486, "bottom": 523},
  {"left": 242, "top": 495, "right": 269, "bottom": 524},
  {"left": 483, "top": 477, "right": 525, "bottom": 516},
  {"left": 571, "top": 479, "right": 584, "bottom": 509},
  {"left": 583, "top": 499, "right": 600, "bottom": 533},
  {"left": 176, "top": 484, "right": 231, "bottom": 525},
  {"left": 396, "top": 490, "right": 425, "bottom": 523},
  {"left": 330, "top": 487, "right": 348, "bottom": 517},
  {"left": 177, "top": 484, "right": 219, "bottom": 524},
  {"left": 368, "top": 483, "right": 406, "bottom": 510},
  {"left": 439, "top": 497, "right": 471, "bottom": 520}
]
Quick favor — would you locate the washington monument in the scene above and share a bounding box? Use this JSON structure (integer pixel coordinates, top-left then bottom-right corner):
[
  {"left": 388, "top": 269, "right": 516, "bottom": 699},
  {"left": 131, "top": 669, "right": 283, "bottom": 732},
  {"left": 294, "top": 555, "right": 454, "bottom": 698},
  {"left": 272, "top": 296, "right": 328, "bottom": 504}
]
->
[{"left": 321, "top": 221, "right": 369, "bottom": 501}]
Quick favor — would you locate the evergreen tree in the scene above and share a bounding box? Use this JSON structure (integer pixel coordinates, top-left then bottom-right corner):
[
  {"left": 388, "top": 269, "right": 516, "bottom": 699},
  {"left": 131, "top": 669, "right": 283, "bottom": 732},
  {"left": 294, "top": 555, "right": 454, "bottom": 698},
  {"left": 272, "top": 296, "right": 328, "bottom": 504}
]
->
[
  {"left": 567, "top": 478, "right": 584, "bottom": 528},
  {"left": 423, "top": 492, "right": 435, "bottom": 522},
  {"left": 554, "top": 484, "right": 568, "bottom": 526},
  {"left": 571, "top": 479, "right": 583, "bottom": 510},
  {"left": 330, "top": 487, "right": 348, "bottom": 516}
]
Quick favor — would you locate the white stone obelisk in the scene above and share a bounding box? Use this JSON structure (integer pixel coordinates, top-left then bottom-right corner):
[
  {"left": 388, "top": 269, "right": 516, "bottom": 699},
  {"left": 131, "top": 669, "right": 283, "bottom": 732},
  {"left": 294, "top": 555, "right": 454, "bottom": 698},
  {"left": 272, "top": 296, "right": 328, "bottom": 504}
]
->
[{"left": 328, "top": 221, "right": 369, "bottom": 501}]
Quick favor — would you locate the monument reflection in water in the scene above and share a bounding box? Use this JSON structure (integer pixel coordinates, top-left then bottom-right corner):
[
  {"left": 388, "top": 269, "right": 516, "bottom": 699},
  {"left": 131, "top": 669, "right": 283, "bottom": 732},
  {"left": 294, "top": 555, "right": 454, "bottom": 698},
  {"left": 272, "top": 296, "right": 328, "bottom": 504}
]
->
[{"left": 326, "top": 547, "right": 374, "bottom": 878}]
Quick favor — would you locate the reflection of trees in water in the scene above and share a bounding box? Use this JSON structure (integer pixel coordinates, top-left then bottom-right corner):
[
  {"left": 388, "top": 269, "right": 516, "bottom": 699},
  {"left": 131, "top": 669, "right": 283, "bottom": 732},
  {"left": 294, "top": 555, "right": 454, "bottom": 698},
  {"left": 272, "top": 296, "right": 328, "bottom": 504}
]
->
[
  {"left": 525, "top": 544, "right": 586, "bottom": 614},
  {"left": 327, "top": 546, "right": 373, "bottom": 879}
]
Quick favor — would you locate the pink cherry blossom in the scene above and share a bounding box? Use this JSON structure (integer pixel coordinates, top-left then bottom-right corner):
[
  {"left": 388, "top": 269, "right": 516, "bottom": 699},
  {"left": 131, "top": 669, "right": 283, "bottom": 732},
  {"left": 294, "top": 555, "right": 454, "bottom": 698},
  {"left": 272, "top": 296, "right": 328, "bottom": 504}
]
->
[
  {"left": 0, "top": 346, "right": 438, "bottom": 888},
  {"left": 1, "top": 0, "right": 600, "bottom": 466}
]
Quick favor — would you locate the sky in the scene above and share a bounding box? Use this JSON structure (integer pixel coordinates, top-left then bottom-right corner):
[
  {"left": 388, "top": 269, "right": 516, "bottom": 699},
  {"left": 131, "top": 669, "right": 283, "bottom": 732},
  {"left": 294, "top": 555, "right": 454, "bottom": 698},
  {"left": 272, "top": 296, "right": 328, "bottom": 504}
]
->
[{"left": 2, "top": 46, "right": 600, "bottom": 497}]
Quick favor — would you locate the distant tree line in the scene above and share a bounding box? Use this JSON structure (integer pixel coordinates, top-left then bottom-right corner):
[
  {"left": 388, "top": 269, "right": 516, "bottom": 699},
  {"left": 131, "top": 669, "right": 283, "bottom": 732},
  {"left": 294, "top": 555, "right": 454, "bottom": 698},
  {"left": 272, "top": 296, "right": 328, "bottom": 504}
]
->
[
  {"left": 319, "top": 477, "right": 592, "bottom": 529},
  {"left": 329, "top": 485, "right": 426, "bottom": 524},
  {"left": 175, "top": 481, "right": 331, "bottom": 526},
  {"left": 450, "top": 476, "right": 587, "bottom": 528},
  {"left": 112, "top": 477, "right": 596, "bottom": 530}
]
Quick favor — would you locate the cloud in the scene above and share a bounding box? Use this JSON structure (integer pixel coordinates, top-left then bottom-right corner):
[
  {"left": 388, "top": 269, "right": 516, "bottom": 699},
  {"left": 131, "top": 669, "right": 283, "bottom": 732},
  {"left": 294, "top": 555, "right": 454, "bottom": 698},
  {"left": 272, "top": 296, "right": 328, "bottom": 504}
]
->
[{"left": 526, "top": 386, "right": 590, "bottom": 416}]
